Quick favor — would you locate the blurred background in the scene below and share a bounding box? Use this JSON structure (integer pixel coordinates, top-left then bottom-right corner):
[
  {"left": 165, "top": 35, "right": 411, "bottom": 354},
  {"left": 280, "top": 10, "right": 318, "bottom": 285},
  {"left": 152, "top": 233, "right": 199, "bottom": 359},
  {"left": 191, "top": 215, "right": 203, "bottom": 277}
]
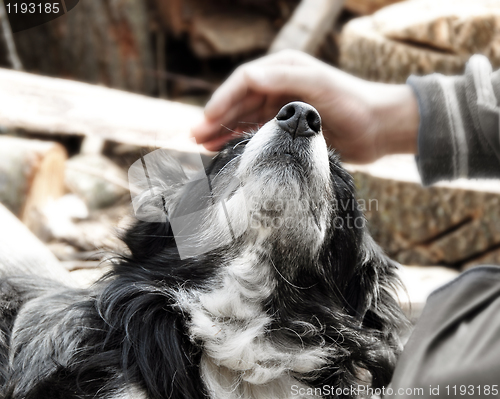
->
[{"left": 0, "top": 0, "right": 499, "bottom": 318}]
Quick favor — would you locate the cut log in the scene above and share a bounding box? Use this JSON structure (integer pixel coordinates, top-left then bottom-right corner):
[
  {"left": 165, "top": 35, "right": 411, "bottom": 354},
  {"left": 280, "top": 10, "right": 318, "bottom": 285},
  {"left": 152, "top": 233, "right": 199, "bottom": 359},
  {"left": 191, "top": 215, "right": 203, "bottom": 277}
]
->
[
  {"left": 0, "top": 202, "right": 75, "bottom": 286},
  {"left": 339, "top": 0, "right": 500, "bottom": 83},
  {"left": 375, "top": 0, "right": 500, "bottom": 56},
  {"left": 0, "top": 68, "right": 206, "bottom": 155},
  {"left": 339, "top": 16, "right": 466, "bottom": 83},
  {"left": 268, "top": 0, "right": 345, "bottom": 54},
  {"left": 12, "top": 0, "right": 154, "bottom": 94},
  {"left": 344, "top": 0, "right": 404, "bottom": 15},
  {"left": 345, "top": 155, "right": 500, "bottom": 268},
  {"left": 0, "top": 136, "right": 66, "bottom": 237}
]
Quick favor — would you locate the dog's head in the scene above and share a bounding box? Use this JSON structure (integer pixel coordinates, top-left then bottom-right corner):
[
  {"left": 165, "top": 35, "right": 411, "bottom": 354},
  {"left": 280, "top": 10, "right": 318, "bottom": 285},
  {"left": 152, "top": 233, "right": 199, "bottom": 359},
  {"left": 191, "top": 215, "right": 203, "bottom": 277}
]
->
[
  {"left": 121, "top": 102, "right": 405, "bottom": 394},
  {"left": 206, "top": 102, "right": 333, "bottom": 260}
]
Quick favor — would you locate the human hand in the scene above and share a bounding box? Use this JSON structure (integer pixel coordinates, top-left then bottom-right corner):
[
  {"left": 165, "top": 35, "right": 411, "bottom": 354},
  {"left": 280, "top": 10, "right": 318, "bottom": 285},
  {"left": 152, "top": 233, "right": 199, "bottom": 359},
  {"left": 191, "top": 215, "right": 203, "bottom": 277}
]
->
[{"left": 191, "top": 50, "right": 419, "bottom": 163}]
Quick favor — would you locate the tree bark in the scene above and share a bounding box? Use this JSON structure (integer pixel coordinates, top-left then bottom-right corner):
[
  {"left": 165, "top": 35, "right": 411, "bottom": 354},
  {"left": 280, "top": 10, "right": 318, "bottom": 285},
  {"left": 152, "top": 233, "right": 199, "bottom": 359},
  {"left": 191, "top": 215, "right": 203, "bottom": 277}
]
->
[{"left": 12, "top": 0, "right": 154, "bottom": 94}]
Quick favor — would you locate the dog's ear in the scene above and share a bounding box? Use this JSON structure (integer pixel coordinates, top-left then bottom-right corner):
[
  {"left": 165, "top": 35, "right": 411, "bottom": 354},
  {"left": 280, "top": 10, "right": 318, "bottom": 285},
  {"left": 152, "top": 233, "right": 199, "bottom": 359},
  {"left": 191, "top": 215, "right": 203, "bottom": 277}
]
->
[
  {"left": 345, "top": 231, "right": 404, "bottom": 329},
  {"left": 326, "top": 157, "right": 403, "bottom": 326},
  {"left": 344, "top": 231, "right": 408, "bottom": 388}
]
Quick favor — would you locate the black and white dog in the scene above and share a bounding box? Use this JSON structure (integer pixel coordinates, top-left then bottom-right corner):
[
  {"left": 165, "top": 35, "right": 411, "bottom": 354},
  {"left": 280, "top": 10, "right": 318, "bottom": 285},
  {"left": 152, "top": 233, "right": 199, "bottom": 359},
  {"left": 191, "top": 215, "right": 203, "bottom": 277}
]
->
[{"left": 0, "top": 102, "right": 406, "bottom": 399}]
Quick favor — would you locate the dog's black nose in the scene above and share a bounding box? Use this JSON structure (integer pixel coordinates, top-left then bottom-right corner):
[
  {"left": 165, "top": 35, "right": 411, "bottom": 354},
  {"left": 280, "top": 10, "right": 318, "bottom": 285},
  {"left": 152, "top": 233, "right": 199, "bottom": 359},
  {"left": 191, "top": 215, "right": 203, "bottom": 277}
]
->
[{"left": 276, "top": 101, "right": 321, "bottom": 138}]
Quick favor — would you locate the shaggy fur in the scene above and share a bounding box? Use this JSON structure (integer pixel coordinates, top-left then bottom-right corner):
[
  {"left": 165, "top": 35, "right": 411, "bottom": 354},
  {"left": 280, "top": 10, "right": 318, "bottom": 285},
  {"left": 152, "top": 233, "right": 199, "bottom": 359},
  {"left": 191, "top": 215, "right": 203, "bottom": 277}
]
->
[{"left": 0, "top": 102, "right": 406, "bottom": 399}]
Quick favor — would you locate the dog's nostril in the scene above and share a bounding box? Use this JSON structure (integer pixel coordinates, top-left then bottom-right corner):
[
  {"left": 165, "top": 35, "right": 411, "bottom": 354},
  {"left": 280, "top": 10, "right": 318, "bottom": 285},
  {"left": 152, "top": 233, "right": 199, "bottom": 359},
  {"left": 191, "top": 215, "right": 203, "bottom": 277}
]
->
[
  {"left": 306, "top": 110, "right": 321, "bottom": 134},
  {"left": 276, "top": 104, "right": 296, "bottom": 122},
  {"left": 276, "top": 101, "right": 321, "bottom": 139}
]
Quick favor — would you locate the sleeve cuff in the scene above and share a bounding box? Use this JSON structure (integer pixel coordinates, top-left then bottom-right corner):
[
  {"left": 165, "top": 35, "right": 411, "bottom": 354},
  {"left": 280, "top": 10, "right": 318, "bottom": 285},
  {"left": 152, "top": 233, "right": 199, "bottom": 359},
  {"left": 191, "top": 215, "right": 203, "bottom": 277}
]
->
[{"left": 407, "top": 74, "right": 458, "bottom": 186}]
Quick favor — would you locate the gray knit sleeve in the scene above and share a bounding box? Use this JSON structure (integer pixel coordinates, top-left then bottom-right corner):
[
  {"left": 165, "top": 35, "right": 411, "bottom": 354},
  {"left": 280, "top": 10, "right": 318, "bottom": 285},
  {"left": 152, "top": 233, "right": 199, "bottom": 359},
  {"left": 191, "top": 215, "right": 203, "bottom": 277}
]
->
[{"left": 407, "top": 55, "right": 500, "bottom": 186}]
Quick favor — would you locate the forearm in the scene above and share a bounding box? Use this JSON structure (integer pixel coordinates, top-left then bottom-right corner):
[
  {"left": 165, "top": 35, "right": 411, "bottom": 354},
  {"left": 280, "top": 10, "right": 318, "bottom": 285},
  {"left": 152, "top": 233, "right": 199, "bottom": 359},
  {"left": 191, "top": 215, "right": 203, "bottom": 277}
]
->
[{"left": 407, "top": 55, "right": 500, "bottom": 185}]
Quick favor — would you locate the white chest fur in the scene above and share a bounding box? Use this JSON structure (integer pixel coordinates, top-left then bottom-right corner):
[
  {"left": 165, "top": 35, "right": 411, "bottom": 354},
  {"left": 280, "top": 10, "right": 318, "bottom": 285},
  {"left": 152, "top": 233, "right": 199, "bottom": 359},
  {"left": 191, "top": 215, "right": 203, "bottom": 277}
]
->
[{"left": 175, "top": 250, "right": 329, "bottom": 399}]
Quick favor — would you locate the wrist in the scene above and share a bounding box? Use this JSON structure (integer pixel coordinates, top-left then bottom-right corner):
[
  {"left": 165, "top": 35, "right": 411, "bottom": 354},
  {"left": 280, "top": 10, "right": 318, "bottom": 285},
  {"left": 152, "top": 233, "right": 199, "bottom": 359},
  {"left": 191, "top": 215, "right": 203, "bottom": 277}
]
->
[{"left": 370, "top": 84, "right": 420, "bottom": 158}]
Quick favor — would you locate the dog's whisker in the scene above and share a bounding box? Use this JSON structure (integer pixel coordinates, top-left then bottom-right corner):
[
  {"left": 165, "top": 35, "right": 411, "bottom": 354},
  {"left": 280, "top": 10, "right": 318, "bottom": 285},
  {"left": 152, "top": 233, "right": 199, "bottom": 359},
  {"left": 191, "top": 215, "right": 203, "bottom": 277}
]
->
[
  {"left": 232, "top": 139, "right": 251, "bottom": 149},
  {"left": 219, "top": 124, "right": 248, "bottom": 136}
]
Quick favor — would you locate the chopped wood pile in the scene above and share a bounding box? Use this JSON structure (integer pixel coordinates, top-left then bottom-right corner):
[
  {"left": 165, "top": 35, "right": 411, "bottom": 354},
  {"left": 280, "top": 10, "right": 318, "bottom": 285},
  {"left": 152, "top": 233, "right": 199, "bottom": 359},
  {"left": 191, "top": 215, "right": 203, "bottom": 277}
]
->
[
  {"left": 2, "top": 0, "right": 499, "bottom": 92},
  {"left": 0, "top": 0, "right": 347, "bottom": 99}
]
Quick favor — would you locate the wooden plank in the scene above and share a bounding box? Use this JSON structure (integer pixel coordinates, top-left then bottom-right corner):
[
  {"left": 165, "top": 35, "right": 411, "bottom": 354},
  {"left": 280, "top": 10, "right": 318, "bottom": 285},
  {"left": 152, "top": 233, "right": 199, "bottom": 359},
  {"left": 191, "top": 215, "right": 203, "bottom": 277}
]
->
[
  {"left": 0, "top": 68, "right": 206, "bottom": 154},
  {"left": 268, "top": 0, "right": 345, "bottom": 54}
]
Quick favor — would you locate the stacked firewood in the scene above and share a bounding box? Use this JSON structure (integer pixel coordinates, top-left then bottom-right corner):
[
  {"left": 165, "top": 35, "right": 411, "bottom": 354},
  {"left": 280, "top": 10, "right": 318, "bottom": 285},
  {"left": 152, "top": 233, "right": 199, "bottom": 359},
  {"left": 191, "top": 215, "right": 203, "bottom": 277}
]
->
[
  {"left": 4, "top": 0, "right": 500, "bottom": 92},
  {"left": 345, "top": 158, "right": 500, "bottom": 271},
  {"left": 0, "top": 0, "right": 345, "bottom": 99}
]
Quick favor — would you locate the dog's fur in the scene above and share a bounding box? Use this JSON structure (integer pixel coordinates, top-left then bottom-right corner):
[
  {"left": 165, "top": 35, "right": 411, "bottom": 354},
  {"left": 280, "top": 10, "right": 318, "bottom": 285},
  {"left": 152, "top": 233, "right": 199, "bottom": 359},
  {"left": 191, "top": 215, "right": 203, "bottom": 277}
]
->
[{"left": 0, "top": 102, "right": 406, "bottom": 399}]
